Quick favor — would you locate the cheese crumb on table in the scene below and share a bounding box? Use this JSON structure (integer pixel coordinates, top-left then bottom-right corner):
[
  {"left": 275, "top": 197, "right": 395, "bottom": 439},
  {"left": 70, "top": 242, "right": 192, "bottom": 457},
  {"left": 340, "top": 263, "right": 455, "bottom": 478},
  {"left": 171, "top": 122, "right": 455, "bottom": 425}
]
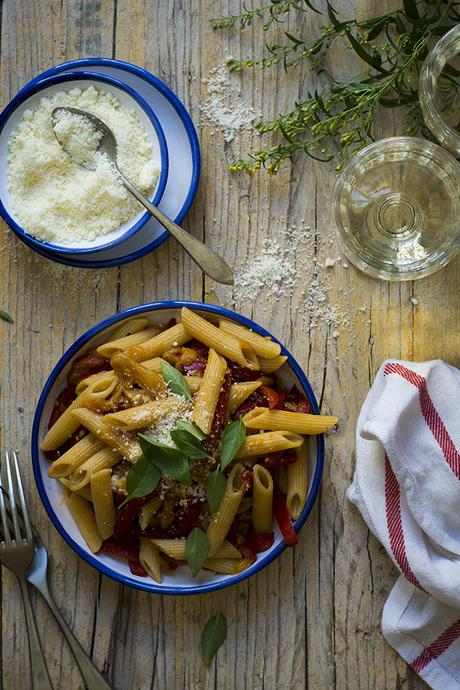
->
[{"left": 8, "top": 85, "right": 159, "bottom": 245}]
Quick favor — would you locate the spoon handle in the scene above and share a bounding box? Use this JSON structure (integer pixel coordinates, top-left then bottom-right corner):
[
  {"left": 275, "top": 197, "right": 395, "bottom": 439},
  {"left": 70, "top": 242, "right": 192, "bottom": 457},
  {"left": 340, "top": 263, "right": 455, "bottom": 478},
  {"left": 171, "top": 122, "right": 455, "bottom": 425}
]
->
[{"left": 120, "top": 174, "right": 234, "bottom": 285}]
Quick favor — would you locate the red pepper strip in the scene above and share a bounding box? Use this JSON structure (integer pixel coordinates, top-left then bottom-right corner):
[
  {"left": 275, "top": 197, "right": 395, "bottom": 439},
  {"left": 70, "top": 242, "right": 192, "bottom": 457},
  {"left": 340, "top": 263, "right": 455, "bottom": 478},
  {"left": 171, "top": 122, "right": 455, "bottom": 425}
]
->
[
  {"left": 164, "top": 317, "right": 177, "bottom": 329},
  {"left": 232, "top": 390, "right": 268, "bottom": 419},
  {"left": 113, "top": 491, "right": 158, "bottom": 541},
  {"left": 286, "top": 385, "right": 311, "bottom": 414},
  {"left": 185, "top": 338, "right": 209, "bottom": 358},
  {"left": 202, "top": 370, "right": 232, "bottom": 455},
  {"left": 141, "top": 526, "right": 168, "bottom": 539},
  {"left": 260, "top": 385, "right": 281, "bottom": 410},
  {"left": 280, "top": 450, "right": 297, "bottom": 465},
  {"left": 67, "top": 353, "right": 110, "bottom": 385},
  {"left": 165, "top": 499, "right": 201, "bottom": 538},
  {"left": 48, "top": 383, "right": 76, "bottom": 429},
  {"left": 229, "top": 362, "right": 262, "bottom": 382},
  {"left": 244, "top": 532, "right": 275, "bottom": 553},
  {"left": 274, "top": 490, "right": 298, "bottom": 546},
  {"left": 101, "top": 537, "right": 140, "bottom": 562},
  {"left": 237, "top": 543, "right": 257, "bottom": 563},
  {"left": 129, "top": 560, "right": 147, "bottom": 577}
]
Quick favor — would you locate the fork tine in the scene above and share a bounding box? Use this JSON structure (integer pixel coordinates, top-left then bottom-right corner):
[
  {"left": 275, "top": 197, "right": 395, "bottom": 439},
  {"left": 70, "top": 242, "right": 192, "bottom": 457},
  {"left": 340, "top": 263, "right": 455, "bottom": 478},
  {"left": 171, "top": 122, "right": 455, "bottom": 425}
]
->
[
  {"left": 11, "top": 452, "right": 33, "bottom": 544},
  {"left": 0, "top": 464, "right": 11, "bottom": 545},
  {"left": 4, "top": 452, "right": 22, "bottom": 542}
]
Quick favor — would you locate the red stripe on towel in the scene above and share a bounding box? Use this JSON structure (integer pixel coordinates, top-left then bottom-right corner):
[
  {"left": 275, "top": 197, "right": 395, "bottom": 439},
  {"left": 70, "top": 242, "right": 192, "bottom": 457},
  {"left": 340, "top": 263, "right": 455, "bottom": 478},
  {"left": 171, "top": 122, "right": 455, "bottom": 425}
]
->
[
  {"left": 411, "top": 619, "right": 460, "bottom": 673},
  {"left": 384, "top": 362, "right": 460, "bottom": 480},
  {"left": 384, "top": 455, "right": 425, "bottom": 591}
]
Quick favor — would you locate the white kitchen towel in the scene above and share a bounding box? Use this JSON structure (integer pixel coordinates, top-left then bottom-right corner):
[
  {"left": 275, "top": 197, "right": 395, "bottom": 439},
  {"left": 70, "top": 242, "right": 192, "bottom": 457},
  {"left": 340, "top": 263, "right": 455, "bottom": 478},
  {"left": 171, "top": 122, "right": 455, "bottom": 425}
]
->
[{"left": 347, "top": 359, "right": 460, "bottom": 690}]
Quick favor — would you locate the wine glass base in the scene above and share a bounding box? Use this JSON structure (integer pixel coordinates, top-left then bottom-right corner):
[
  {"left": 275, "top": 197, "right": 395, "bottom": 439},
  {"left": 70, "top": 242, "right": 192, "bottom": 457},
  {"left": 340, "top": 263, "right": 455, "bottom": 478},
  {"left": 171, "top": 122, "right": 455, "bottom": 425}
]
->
[{"left": 333, "top": 137, "right": 460, "bottom": 281}]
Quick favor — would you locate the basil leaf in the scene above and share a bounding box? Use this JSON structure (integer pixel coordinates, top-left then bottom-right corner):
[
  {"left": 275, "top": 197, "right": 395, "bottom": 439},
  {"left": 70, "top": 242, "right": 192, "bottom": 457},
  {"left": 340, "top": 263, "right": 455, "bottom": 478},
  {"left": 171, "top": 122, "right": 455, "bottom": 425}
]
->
[
  {"left": 119, "top": 454, "right": 161, "bottom": 508},
  {"left": 175, "top": 419, "right": 206, "bottom": 441},
  {"left": 206, "top": 469, "right": 227, "bottom": 514},
  {"left": 185, "top": 527, "right": 210, "bottom": 577},
  {"left": 220, "top": 419, "right": 246, "bottom": 470},
  {"left": 161, "top": 361, "right": 193, "bottom": 401},
  {"left": 139, "top": 434, "right": 191, "bottom": 485},
  {"left": 0, "top": 310, "right": 14, "bottom": 324},
  {"left": 170, "top": 429, "right": 211, "bottom": 459},
  {"left": 201, "top": 613, "right": 227, "bottom": 666}
]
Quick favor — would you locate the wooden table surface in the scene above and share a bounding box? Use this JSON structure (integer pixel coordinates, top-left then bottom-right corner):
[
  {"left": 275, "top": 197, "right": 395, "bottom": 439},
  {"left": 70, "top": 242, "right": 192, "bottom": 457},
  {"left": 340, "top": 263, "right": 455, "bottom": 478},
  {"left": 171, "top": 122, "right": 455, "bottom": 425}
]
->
[{"left": 1, "top": 2, "right": 458, "bottom": 689}]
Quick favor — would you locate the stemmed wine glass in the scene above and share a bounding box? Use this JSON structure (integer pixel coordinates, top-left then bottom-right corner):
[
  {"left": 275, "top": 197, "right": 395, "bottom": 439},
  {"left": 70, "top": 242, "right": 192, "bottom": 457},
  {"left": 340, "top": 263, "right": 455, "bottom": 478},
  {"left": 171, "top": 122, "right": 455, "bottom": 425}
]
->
[{"left": 332, "top": 24, "right": 460, "bottom": 281}]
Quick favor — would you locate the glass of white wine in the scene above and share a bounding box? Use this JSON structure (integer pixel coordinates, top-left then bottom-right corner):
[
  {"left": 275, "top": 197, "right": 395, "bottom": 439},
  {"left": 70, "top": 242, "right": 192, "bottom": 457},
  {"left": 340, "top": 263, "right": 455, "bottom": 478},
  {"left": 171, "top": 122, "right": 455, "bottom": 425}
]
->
[{"left": 333, "top": 25, "right": 460, "bottom": 281}]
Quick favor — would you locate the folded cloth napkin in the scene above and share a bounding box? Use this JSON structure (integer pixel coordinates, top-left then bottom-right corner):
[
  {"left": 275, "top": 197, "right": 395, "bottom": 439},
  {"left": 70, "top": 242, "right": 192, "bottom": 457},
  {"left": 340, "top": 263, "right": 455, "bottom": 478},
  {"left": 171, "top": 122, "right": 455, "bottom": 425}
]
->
[{"left": 347, "top": 359, "right": 460, "bottom": 690}]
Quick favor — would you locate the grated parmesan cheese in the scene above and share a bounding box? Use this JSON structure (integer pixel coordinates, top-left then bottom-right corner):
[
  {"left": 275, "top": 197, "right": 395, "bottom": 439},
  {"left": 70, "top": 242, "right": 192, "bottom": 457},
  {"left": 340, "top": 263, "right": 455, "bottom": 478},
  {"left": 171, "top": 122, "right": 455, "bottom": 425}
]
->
[
  {"left": 52, "top": 109, "right": 103, "bottom": 166},
  {"left": 7, "top": 85, "right": 159, "bottom": 245},
  {"left": 143, "top": 392, "right": 193, "bottom": 447}
]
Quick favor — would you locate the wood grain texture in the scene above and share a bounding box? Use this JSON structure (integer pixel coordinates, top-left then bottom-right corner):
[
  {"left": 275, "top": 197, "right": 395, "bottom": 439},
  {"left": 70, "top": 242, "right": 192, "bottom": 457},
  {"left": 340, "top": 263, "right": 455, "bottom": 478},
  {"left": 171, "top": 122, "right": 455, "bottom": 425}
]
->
[{"left": 1, "top": 1, "right": 458, "bottom": 688}]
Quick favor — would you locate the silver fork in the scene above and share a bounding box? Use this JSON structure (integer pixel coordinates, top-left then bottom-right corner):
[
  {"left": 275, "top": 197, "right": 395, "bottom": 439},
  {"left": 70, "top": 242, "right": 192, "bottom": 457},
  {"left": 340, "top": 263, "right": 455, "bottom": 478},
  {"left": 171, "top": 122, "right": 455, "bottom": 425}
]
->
[{"left": 0, "top": 451, "right": 53, "bottom": 690}]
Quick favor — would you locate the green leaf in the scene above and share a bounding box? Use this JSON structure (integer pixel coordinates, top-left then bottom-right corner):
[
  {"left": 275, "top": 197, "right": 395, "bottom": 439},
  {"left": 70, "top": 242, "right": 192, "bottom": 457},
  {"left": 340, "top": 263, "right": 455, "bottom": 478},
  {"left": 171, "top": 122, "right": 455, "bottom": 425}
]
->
[
  {"left": 206, "top": 469, "right": 227, "bottom": 514},
  {"left": 201, "top": 613, "right": 227, "bottom": 666},
  {"left": 170, "top": 429, "right": 211, "bottom": 459},
  {"left": 161, "top": 361, "right": 193, "bottom": 401},
  {"left": 139, "top": 434, "right": 191, "bottom": 485},
  {"left": 119, "top": 454, "right": 161, "bottom": 508},
  {"left": 185, "top": 528, "right": 210, "bottom": 577},
  {"left": 220, "top": 419, "right": 246, "bottom": 470},
  {"left": 0, "top": 310, "right": 14, "bottom": 324},
  {"left": 175, "top": 420, "right": 206, "bottom": 441}
]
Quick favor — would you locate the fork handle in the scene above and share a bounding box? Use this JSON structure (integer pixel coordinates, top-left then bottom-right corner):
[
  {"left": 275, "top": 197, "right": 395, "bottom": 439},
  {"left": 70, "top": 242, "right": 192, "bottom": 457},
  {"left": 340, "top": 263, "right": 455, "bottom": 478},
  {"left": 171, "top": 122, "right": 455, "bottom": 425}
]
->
[
  {"left": 17, "top": 578, "right": 54, "bottom": 690},
  {"left": 34, "top": 578, "right": 112, "bottom": 690}
]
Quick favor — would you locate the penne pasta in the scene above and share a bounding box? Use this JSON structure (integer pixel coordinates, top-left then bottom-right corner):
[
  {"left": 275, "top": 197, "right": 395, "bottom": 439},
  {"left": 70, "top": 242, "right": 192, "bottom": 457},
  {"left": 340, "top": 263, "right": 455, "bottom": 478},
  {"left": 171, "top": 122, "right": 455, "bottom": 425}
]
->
[
  {"left": 207, "top": 463, "right": 248, "bottom": 557},
  {"left": 104, "top": 395, "right": 190, "bottom": 431},
  {"left": 75, "top": 371, "right": 117, "bottom": 395},
  {"left": 107, "top": 316, "right": 150, "bottom": 341},
  {"left": 139, "top": 495, "right": 163, "bottom": 531},
  {"left": 151, "top": 539, "right": 241, "bottom": 560},
  {"left": 48, "top": 433, "right": 105, "bottom": 478},
  {"left": 242, "top": 407, "right": 338, "bottom": 434},
  {"left": 70, "top": 408, "right": 134, "bottom": 457},
  {"left": 203, "top": 558, "right": 252, "bottom": 574},
  {"left": 41, "top": 373, "right": 117, "bottom": 451},
  {"left": 258, "top": 355, "right": 288, "bottom": 374},
  {"left": 111, "top": 351, "right": 165, "bottom": 395},
  {"left": 127, "top": 323, "right": 189, "bottom": 362},
  {"left": 90, "top": 468, "right": 116, "bottom": 539},
  {"left": 139, "top": 537, "right": 162, "bottom": 583},
  {"left": 218, "top": 319, "right": 281, "bottom": 358},
  {"left": 69, "top": 446, "right": 122, "bottom": 491},
  {"left": 181, "top": 307, "right": 259, "bottom": 370},
  {"left": 235, "top": 430, "right": 304, "bottom": 458},
  {"left": 192, "top": 348, "right": 227, "bottom": 434},
  {"left": 96, "top": 325, "right": 160, "bottom": 358},
  {"left": 252, "top": 464, "right": 274, "bottom": 534},
  {"left": 59, "top": 478, "right": 93, "bottom": 502},
  {"left": 66, "top": 493, "right": 102, "bottom": 553},
  {"left": 287, "top": 443, "right": 308, "bottom": 521},
  {"left": 228, "top": 381, "right": 262, "bottom": 414}
]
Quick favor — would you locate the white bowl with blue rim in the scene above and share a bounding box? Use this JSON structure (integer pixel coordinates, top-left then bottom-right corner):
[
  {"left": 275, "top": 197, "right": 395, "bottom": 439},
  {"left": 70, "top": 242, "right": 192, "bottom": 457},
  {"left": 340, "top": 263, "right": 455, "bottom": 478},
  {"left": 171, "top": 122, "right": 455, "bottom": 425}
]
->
[
  {"left": 32, "top": 301, "right": 324, "bottom": 595},
  {"left": 0, "top": 70, "right": 169, "bottom": 256},
  {"left": 10, "top": 59, "right": 201, "bottom": 268}
]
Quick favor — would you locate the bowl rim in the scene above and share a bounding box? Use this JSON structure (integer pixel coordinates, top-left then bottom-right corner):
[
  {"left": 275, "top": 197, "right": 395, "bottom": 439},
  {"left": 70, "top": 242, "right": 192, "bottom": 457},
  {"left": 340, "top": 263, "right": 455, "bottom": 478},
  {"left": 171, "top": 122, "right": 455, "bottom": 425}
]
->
[
  {"left": 12, "top": 58, "right": 201, "bottom": 268},
  {"left": 31, "top": 301, "right": 325, "bottom": 595},
  {"left": 0, "top": 70, "right": 169, "bottom": 255}
]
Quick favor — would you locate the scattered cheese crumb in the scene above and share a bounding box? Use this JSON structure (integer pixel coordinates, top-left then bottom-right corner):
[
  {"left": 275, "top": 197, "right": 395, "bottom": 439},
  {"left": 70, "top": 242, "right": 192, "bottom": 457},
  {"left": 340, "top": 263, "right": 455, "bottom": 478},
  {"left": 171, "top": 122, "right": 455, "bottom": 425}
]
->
[
  {"left": 409, "top": 296, "right": 419, "bottom": 306},
  {"left": 201, "top": 64, "right": 256, "bottom": 142}
]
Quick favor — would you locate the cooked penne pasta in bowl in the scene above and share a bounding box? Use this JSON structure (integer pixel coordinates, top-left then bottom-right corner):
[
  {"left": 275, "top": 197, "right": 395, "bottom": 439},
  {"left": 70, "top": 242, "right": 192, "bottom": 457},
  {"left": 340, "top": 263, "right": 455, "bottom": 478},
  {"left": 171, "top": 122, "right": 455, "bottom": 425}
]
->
[{"left": 32, "top": 301, "right": 337, "bottom": 594}]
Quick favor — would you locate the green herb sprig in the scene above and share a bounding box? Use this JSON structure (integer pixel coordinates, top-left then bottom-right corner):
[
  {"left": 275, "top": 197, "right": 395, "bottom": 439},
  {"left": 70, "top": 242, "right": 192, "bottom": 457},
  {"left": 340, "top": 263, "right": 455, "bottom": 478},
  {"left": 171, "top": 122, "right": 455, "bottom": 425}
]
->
[
  {"left": 0, "top": 310, "right": 14, "bottom": 324},
  {"left": 212, "top": 0, "right": 460, "bottom": 173}
]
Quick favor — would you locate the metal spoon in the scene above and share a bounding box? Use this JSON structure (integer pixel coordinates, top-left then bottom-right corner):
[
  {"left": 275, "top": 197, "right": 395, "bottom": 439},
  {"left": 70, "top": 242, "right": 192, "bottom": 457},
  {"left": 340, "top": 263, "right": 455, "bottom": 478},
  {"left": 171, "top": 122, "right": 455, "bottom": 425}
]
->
[{"left": 51, "top": 106, "right": 234, "bottom": 285}]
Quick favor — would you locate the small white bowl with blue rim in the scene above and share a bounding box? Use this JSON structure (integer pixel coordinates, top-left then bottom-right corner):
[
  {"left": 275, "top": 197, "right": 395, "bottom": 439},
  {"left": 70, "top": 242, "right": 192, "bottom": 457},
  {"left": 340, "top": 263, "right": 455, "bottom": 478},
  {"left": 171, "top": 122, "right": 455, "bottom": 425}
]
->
[
  {"left": 0, "top": 70, "right": 169, "bottom": 256},
  {"left": 10, "top": 58, "right": 201, "bottom": 268},
  {"left": 32, "top": 301, "right": 325, "bottom": 595}
]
